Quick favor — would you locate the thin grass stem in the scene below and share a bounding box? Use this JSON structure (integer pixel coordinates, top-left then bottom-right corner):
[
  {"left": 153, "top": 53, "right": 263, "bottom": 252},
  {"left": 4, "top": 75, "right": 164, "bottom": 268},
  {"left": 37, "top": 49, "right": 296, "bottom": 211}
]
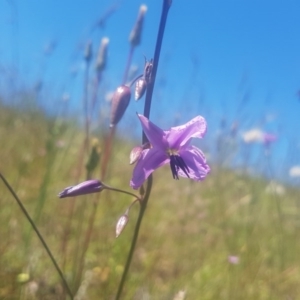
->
[
  {"left": 115, "top": 176, "right": 152, "bottom": 300},
  {"left": 0, "top": 173, "right": 74, "bottom": 300}
]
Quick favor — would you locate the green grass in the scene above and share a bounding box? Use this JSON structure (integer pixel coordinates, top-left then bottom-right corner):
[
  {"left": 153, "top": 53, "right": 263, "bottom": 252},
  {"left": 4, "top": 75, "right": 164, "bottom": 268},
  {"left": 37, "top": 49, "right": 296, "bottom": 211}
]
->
[{"left": 1, "top": 104, "right": 300, "bottom": 300}]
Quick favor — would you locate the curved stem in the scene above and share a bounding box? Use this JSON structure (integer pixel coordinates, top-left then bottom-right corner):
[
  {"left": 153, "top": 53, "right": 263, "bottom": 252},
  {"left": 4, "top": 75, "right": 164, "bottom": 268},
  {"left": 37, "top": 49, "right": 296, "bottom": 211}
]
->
[
  {"left": 104, "top": 185, "right": 141, "bottom": 200},
  {"left": 129, "top": 74, "right": 143, "bottom": 87},
  {"left": 0, "top": 173, "right": 73, "bottom": 300},
  {"left": 115, "top": 175, "right": 153, "bottom": 300}
]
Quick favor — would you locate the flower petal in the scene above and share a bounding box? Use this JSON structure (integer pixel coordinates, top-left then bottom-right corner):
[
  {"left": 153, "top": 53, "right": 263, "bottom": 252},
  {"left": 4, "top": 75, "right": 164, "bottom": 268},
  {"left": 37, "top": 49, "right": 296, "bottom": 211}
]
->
[
  {"left": 178, "top": 145, "right": 210, "bottom": 180},
  {"left": 137, "top": 114, "right": 168, "bottom": 149},
  {"left": 167, "top": 116, "right": 207, "bottom": 149},
  {"left": 130, "top": 148, "right": 169, "bottom": 189}
]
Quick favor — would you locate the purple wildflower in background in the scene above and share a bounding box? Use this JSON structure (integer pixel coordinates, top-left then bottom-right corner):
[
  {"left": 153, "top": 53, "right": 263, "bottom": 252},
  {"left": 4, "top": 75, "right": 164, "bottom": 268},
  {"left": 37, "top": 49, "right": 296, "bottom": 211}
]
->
[
  {"left": 130, "top": 115, "right": 210, "bottom": 189},
  {"left": 228, "top": 255, "right": 240, "bottom": 265},
  {"left": 58, "top": 179, "right": 104, "bottom": 198},
  {"left": 263, "top": 133, "right": 277, "bottom": 146}
]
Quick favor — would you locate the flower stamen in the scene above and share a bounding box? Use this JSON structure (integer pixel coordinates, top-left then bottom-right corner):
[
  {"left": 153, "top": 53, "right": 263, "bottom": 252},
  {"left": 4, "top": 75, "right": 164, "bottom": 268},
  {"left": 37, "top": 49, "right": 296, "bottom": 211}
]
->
[{"left": 169, "top": 154, "right": 190, "bottom": 180}]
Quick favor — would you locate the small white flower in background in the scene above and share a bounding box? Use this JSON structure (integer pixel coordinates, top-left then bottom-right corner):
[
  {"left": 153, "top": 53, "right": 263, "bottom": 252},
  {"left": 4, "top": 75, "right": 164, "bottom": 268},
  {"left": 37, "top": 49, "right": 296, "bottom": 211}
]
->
[
  {"left": 26, "top": 281, "right": 39, "bottom": 296},
  {"left": 242, "top": 129, "right": 264, "bottom": 143},
  {"left": 289, "top": 165, "right": 300, "bottom": 178},
  {"left": 265, "top": 181, "right": 285, "bottom": 196},
  {"left": 61, "top": 92, "right": 70, "bottom": 102},
  {"left": 173, "top": 290, "right": 186, "bottom": 300},
  {"left": 242, "top": 129, "right": 277, "bottom": 147}
]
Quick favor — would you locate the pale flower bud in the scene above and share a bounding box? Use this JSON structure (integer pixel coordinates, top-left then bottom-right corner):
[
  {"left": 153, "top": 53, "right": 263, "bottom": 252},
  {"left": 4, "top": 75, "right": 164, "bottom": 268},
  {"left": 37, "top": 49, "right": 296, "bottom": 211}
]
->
[
  {"left": 134, "top": 78, "right": 147, "bottom": 101},
  {"left": 129, "top": 146, "right": 143, "bottom": 164},
  {"left": 95, "top": 37, "right": 109, "bottom": 72},
  {"left": 116, "top": 214, "right": 129, "bottom": 238},
  {"left": 143, "top": 59, "right": 153, "bottom": 84},
  {"left": 110, "top": 85, "right": 131, "bottom": 127},
  {"left": 129, "top": 5, "right": 147, "bottom": 47},
  {"left": 129, "top": 142, "right": 150, "bottom": 164}
]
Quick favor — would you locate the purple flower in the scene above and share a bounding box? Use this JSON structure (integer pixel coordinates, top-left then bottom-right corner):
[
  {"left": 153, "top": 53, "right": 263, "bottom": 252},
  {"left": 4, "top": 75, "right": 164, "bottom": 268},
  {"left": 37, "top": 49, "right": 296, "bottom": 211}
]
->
[
  {"left": 263, "top": 133, "right": 277, "bottom": 146},
  {"left": 228, "top": 255, "right": 239, "bottom": 265},
  {"left": 130, "top": 115, "right": 210, "bottom": 189},
  {"left": 58, "top": 179, "right": 104, "bottom": 198}
]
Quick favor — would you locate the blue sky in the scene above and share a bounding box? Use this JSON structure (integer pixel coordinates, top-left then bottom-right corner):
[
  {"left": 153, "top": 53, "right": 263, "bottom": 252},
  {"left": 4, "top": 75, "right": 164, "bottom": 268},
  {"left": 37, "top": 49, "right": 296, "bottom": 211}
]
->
[{"left": 1, "top": 0, "right": 300, "bottom": 181}]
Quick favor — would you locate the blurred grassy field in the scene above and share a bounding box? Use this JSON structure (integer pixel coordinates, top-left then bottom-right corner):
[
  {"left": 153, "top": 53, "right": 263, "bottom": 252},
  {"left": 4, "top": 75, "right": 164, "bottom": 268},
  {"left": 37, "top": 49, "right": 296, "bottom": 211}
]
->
[{"left": 1, "top": 103, "right": 300, "bottom": 300}]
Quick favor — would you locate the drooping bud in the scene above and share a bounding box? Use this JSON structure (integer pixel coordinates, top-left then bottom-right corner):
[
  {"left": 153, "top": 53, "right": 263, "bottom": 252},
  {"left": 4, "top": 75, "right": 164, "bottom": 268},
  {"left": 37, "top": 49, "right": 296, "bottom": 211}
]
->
[
  {"left": 129, "top": 142, "right": 150, "bottom": 164},
  {"left": 133, "top": 59, "right": 153, "bottom": 100},
  {"left": 130, "top": 146, "right": 143, "bottom": 164},
  {"left": 86, "top": 138, "right": 101, "bottom": 177},
  {"left": 84, "top": 40, "right": 93, "bottom": 63},
  {"left": 58, "top": 179, "right": 104, "bottom": 198},
  {"left": 129, "top": 5, "right": 147, "bottom": 47},
  {"left": 110, "top": 85, "right": 131, "bottom": 127},
  {"left": 95, "top": 37, "right": 109, "bottom": 72},
  {"left": 143, "top": 59, "right": 153, "bottom": 84},
  {"left": 116, "top": 213, "right": 129, "bottom": 238},
  {"left": 134, "top": 77, "right": 147, "bottom": 101}
]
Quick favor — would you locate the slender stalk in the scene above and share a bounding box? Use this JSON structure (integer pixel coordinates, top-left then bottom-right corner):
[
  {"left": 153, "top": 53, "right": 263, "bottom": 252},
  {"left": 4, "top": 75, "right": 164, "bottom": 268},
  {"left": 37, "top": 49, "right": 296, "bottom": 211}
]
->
[
  {"left": 115, "top": 1, "right": 172, "bottom": 299},
  {"left": 83, "top": 57, "right": 91, "bottom": 155},
  {"left": 73, "top": 126, "right": 116, "bottom": 290},
  {"left": 0, "top": 173, "right": 73, "bottom": 300},
  {"left": 90, "top": 71, "right": 102, "bottom": 124},
  {"left": 104, "top": 185, "right": 141, "bottom": 200},
  {"left": 67, "top": 54, "right": 93, "bottom": 284},
  {"left": 115, "top": 176, "right": 152, "bottom": 300},
  {"left": 143, "top": 0, "right": 171, "bottom": 123},
  {"left": 60, "top": 139, "right": 88, "bottom": 272}
]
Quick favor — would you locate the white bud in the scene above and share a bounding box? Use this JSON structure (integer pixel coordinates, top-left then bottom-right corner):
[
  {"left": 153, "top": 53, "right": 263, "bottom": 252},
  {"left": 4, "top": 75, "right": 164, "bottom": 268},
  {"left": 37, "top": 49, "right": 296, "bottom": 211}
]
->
[{"left": 116, "top": 214, "right": 129, "bottom": 238}]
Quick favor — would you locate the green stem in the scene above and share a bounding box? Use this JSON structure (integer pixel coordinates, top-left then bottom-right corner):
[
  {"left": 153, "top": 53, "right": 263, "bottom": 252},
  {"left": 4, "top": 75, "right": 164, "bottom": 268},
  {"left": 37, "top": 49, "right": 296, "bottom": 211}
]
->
[
  {"left": 115, "top": 175, "right": 153, "bottom": 300},
  {"left": 115, "top": 1, "right": 171, "bottom": 298},
  {"left": 83, "top": 57, "right": 91, "bottom": 155},
  {"left": 143, "top": 0, "right": 171, "bottom": 126},
  {"left": 0, "top": 173, "right": 73, "bottom": 300},
  {"left": 104, "top": 185, "right": 141, "bottom": 200}
]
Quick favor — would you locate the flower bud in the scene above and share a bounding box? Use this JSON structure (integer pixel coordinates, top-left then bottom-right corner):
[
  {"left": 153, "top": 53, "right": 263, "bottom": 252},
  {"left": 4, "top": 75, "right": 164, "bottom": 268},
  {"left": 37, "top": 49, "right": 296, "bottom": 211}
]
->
[
  {"left": 143, "top": 59, "right": 153, "bottom": 84},
  {"left": 58, "top": 179, "right": 104, "bottom": 198},
  {"left": 84, "top": 40, "right": 93, "bottom": 63},
  {"left": 129, "top": 146, "right": 143, "bottom": 164},
  {"left": 110, "top": 85, "right": 131, "bottom": 127},
  {"left": 129, "top": 5, "right": 147, "bottom": 47},
  {"left": 134, "top": 77, "right": 147, "bottom": 101},
  {"left": 116, "top": 214, "right": 129, "bottom": 238},
  {"left": 129, "top": 142, "right": 150, "bottom": 164},
  {"left": 95, "top": 37, "right": 109, "bottom": 72}
]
